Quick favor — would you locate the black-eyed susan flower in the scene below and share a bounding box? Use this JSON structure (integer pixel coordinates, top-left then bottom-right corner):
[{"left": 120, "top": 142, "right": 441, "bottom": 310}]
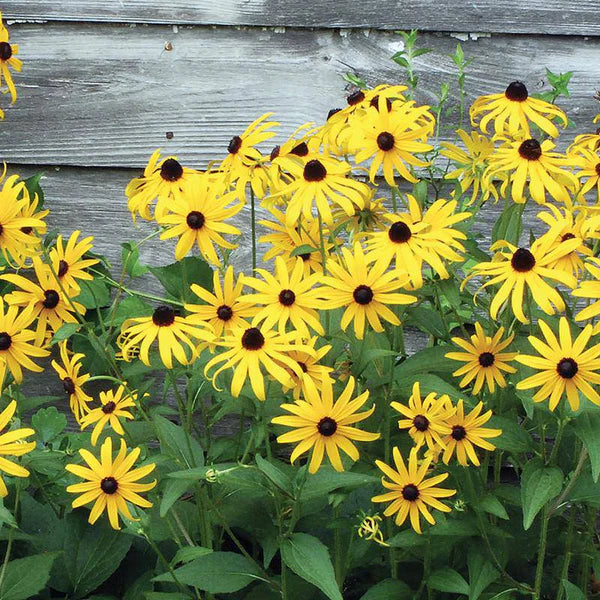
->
[
  {"left": 48, "top": 231, "right": 99, "bottom": 295},
  {"left": 568, "top": 129, "right": 600, "bottom": 155},
  {"left": 573, "top": 258, "right": 600, "bottom": 327},
  {"left": 241, "top": 256, "right": 325, "bottom": 337},
  {"left": 156, "top": 174, "right": 242, "bottom": 265},
  {"left": 51, "top": 341, "right": 93, "bottom": 423},
  {"left": 80, "top": 386, "right": 136, "bottom": 445},
  {"left": 391, "top": 382, "right": 454, "bottom": 450},
  {"left": 372, "top": 447, "right": 455, "bottom": 533},
  {"left": 0, "top": 298, "right": 48, "bottom": 386},
  {"left": 446, "top": 323, "right": 517, "bottom": 394},
  {"left": 516, "top": 317, "right": 600, "bottom": 411},
  {"left": 126, "top": 149, "right": 197, "bottom": 221},
  {"left": 204, "top": 324, "right": 308, "bottom": 401},
  {"left": 0, "top": 14, "right": 22, "bottom": 108},
  {"left": 66, "top": 436, "right": 156, "bottom": 530},
  {"left": 484, "top": 137, "right": 578, "bottom": 205},
  {"left": 185, "top": 266, "right": 256, "bottom": 338},
  {"left": 365, "top": 195, "right": 470, "bottom": 289},
  {"left": 467, "top": 237, "right": 579, "bottom": 323},
  {"left": 272, "top": 376, "right": 379, "bottom": 473},
  {"left": 441, "top": 400, "right": 501, "bottom": 466},
  {"left": 319, "top": 242, "right": 416, "bottom": 340},
  {"left": 572, "top": 147, "right": 600, "bottom": 200},
  {"left": 470, "top": 81, "right": 568, "bottom": 138},
  {"left": 16, "top": 183, "right": 48, "bottom": 255},
  {"left": 0, "top": 400, "right": 35, "bottom": 497},
  {"left": 120, "top": 305, "right": 214, "bottom": 369},
  {"left": 2, "top": 257, "right": 85, "bottom": 345}
]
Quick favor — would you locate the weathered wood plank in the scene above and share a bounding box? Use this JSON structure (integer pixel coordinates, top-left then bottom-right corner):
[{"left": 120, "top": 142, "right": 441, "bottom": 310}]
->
[
  {"left": 1, "top": 23, "right": 599, "bottom": 170},
  {"left": 3, "top": 0, "right": 600, "bottom": 36}
]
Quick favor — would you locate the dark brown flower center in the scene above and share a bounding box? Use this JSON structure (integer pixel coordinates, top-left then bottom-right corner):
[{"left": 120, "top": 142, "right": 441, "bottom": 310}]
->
[
  {"left": 270, "top": 145, "right": 280, "bottom": 161},
  {"left": 278, "top": 289, "right": 296, "bottom": 306},
  {"left": 327, "top": 108, "right": 342, "bottom": 120},
  {"left": 298, "top": 361, "right": 308, "bottom": 373},
  {"left": 376, "top": 132, "right": 395, "bottom": 151},
  {"left": 370, "top": 95, "right": 393, "bottom": 111},
  {"left": 413, "top": 414, "right": 430, "bottom": 432},
  {"left": 557, "top": 358, "right": 578, "bottom": 379},
  {"left": 317, "top": 417, "right": 337, "bottom": 436},
  {"left": 186, "top": 211, "right": 205, "bottom": 230},
  {"left": 518, "top": 139, "right": 542, "bottom": 161},
  {"left": 299, "top": 252, "right": 311, "bottom": 262},
  {"left": 388, "top": 221, "right": 412, "bottom": 243},
  {"left": 479, "top": 352, "right": 495, "bottom": 367},
  {"left": 511, "top": 248, "right": 536, "bottom": 272},
  {"left": 451, "top": 425, "right": 467, "bottom": 441},
  {"left": 241, "top": 327, "right": 265, "bottom": 350},
  {"left": 303, "top": 159, "right": 327, "bottom": 182},
  {"left": 353, "top": 285, "right": 374, "bottom": 305},
  {"left": 102, "top": 401, "right": 116, "bottom": 414},
  {"left": 152, "top": 305, "right": 175, "bottom": 327},
  {"left": 290, "top": 142, "right": 309, "bottom": 157},
  {"left": 43, "top": 290, "right": 60, "bottom": 309},
  {"left": 160, "top": 158, "right": 183, "bottom": 182},
  {"left": 401, "top": 484, "right": 420, "bottom": 501},
  {"left": 561, "top": 233, "right": 576, "bottom": 242},
  {"left": 347, "top": 90, "right": 365, "bottom": 106},
  {"left": 58, "top": 260, "right": 69, "bottom": 278},
  {"left": 216, "top": 304, "right": 233, "bottom": 321},
  {"left": 595, "top": 163, "right": 600, "bottom": 177},
  {"left": 0, "top": 333, "right": 11, "bottom": 351},
  {"left": 62, "top": 377, "right": 76, "bottom": 395},
  {"left": 505, "top": 81, "right": 528, "bottom": 102},
  {"left": 0, "top": 42, "right": 12, "bottom": 61},
  {"left": 100, "top": 477, "right": 118, "bottom": 494},
  {"left": 228, "top": 135, "right": 243, "bottom": 154},
  {"left": 20, "top": 226, "right": 32, "bottom": 235}
]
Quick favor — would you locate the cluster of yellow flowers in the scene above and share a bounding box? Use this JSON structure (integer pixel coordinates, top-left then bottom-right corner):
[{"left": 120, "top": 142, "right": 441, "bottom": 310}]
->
[{"left": 0, "top": 13, "right": 21, "bottom": 120}]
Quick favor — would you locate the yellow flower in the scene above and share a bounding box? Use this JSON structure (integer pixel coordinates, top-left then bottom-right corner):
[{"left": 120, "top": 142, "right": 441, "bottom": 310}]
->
[
  {"left": 48, "top": 231, "right": 99, "bottom": 295},
  {"left": 272, "top": 376, "right": 379, "bottom": 473},
  {"left": 66, "top": 437, "right": 156, "bottom": 530},
  {"left": 319, "top": 242, "right": 416, "bottom": 340},
  {"left": 80, "top": 386, "right": 136, "bottom": 446},
  {"left": 470, "top": 81, "right": 567, "bottom": 138},
  {"left": 373, "top": 447, "right": 455, "bottom": 534},
  {"left": 16, "top": 182, "right": 48, "bottom": 259},
  {"left": 0, "top": 13, "right": 22, "bottom": 106},
  {"left": 391, "top": 382, "right": 454, "bottom": 450},
  {"left": 51, "top": 341, "right": 93, "bottom": 424},
  {"left": 516, "top": 318, "right": 600, "bottom": 411},
  {"left": 573, "top": 258, "right": 600, "bottom": 326},
  {"left": 446, "top": 323, "right": 517, "bottom": 394},
  {"left": 0, "top": 400, "right": 35, "bottom": 497},
  {"left": 572, "top": 147, "right": 600, "bottom": 199}
]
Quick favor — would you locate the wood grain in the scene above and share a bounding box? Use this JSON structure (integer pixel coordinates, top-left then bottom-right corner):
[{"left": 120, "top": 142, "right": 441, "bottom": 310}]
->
[
  {"left": 1, "top": 23, "right": 599, "bottom": 170},
  {"left": 2, "top": 0, "right": 600, "bottom": 36}
]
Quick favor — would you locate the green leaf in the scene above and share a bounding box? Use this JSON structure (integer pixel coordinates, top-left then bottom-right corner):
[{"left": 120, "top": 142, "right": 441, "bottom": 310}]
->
[
  {"left": 477, "top": 494, "right": 509, "bottom": 520},
  {"left": 145, "top": 594, "right": 189, "bottom": 600},
  {"left": 0, "top": 498, "right": 18, "bottom": 529},
  {"left": 492, "top": 200, "right": 524, "bottom": 245},
  {"left": 76, "top": 279, "right": 111, "bottom": 309},
  {"left": 281, "top": 533, "right": 342, "bottom": 600},
  {"left": 17, "top": 395, "right": 60, "bottom": 413},
  {"left": 394, "top": 346, "right": 456, "bottom": 381},
  {"left": 154, "top": 414, "right": 204, "bottom": 469},
  {"left": 467, "top": 551, "right": 499, "bottom": 600},
  {"left": 488, "top": 415, "right": 533, "bottom": 453},
  {"left": 521, "top": 458, "right": 563, "bottom": 530},
  {"left": 22, "top": 172, "right": 45, "bottom": 206},
  {"left": 50, "top": 322, "right": 82, "bottom": 345},
  {"left": 160, "top": 478, "right": 193, "bottom": 517},
  {"left": 290, "top": 244, "right": 318, "bottom": 257},
  {"left": 404, "top": 306, "right": 447, "bottom": 338},
  {"left": 428, "top": 568, "right": 469, "bottom": 595},
  {"left": 149, "top": 256, "right": 213, "bottom": 303},
  {"left": 299, "top": 468, "right": 379, "bottom": 501},
  {"left": 171, "top": 546, "right": 213, "bottom": 566},
  {"left": 360, "top": 578, "right": 413, "bottom": 599},
  {"left": 31, "top": 406, "right": 67, "bottom": 443},
  {"left": 255, "top": 455, "right": 293, "bottom": 496},
  {"left": 562, "top": 580, "right": 586, "bottom": 600},
  {"left": 123, "top": 571, "right": 154, "bottom": 600},
  {"left": 573, "top": 412, "right": 600, "bottom": 482},
  {"left": 153, "top": 551, "right": 261, "bottom": 594},
  {"left": 110, "top": 296, "right": 153, "bottom": 329},
  {"left": 0, "top": 552, "right": 61, "bottom": 600},
  {"left": 121, "top": 241, "right": 148, "bottom": 277}
]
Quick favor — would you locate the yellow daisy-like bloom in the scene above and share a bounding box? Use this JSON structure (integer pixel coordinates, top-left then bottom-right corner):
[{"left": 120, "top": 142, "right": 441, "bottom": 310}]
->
[
  {"left": 573, "top": 258, "right": 600, "bottom": 327},
  {"left": 221, "top": 112, "right": 279, "bottom": 200},
  {"left": 372, "top": 447, "right": 455, "bottom": 534},
  {"left": 281, "top": 336, "right": 334, "bottom": 401},
  {"left": 391, "top": 382, "right": 454, "bottom": 450},
  {"left": 440, "top": 129, "right": 498, "bottom": 204},
  {"left": 0, "top": 400, "right": 35, "bottom": 497},
  {"left": 484, "top": 137, "right": 578, "bottom": 205},
  {"left": 272, "top": 376, "right": 379, "bottom": 473},
  {"left": 467, "top": 236, "right": 579, "bottom": 323},
  {"left": 48, "top": 231, "right": 99, "bottom": 295},
  {"left": 66, "top": 436, "right": 156, "bottom": 530},
  {"left": 331, "top": 191, "right": 388, "bottom": 237},
  {"left": 0, "top": 298, "right": 48, "bottom": 386},
  {"left": 120, "top": 305, "right": 214, "bottom": 369},
  {"left": 16, "top": 184, "right": 48, "bottom": 258},
  {"left": 516, "top": 318, "right": 600, "bottom": 411},
  {"left": 241, "top": 256, "right": 325, "bottom": 337},
  {"left": 269, "top": 152, "right": 369, "bottom": 226},
  {"left": 156, "top": 174, "right": 242, "bottom": 265},
  {"left": 319, "top": 242, "right": 416, "bottom": 340},
  {"left": 353, "top": 97, "right": 434, "bottom": 185},
  {"left": 126, "top": 149, "right": 197, "bottom": 221},
  {"left": 441, "top": 400, "right": 501, "bottom": 467},
  {"left": 51, "top": 341, "right": 93, "bottom": 424},
  {"left": 2, "top": 257, "right": 86, "bottom": 346},
  {"left": 80, "top": 386, "right": 136, "bottom": 446},
  {"left": 0, "top": 14, "right": 22, "bottom": 107},
  {"left": 204, "top": 324, "right": 308, "bottom": 401},
  {"left": 445, "top": 323, "right": 517, "bottom": 394},
  {"left": 470, "top": 81, "right": 568, "bottom": 138},
  {"left": 365, "top": 195, "right": 470, "bottom": 289},
  {"left": 568, "top": 129, "right": 600, "bottom": 155},
  {"left": 185, "top": 266, "right": 256, "bottom": 338},
  {"left": 572, "top": 148, "right": 600, "bottom": 200}
]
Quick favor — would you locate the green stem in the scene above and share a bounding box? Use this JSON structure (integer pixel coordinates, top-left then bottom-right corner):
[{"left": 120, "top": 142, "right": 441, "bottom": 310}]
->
[
  {"left": 556, "top": 509, "right": 575, "bottom": 600},
  {"left": 143, "top": 532, "right": 192, "bottom": 598},
  {"left": 0, "top": 486, "right": 20, "bottom": 593},
  {"left": 548, "top": 447, "right": 588, "bottom": 518},
  {"left": 334, "top": 505, "right": 344, "bottom": 587},
  {"left": 533, "top": 506, "right": 550, "bottom": 600}
]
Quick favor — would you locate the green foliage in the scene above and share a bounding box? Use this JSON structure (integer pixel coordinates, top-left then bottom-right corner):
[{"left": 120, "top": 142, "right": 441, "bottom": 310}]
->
[{"left": 0, "top": 552, "right": 60, "bottom": 600}]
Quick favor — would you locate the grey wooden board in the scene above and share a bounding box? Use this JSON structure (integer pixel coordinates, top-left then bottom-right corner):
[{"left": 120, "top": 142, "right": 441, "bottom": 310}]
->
[
  {"left": 3, "top": 1, "right": 600, "bottom": 36},
  {"left": 1, "top": 23, "right": 600, "bottom": 169}
]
